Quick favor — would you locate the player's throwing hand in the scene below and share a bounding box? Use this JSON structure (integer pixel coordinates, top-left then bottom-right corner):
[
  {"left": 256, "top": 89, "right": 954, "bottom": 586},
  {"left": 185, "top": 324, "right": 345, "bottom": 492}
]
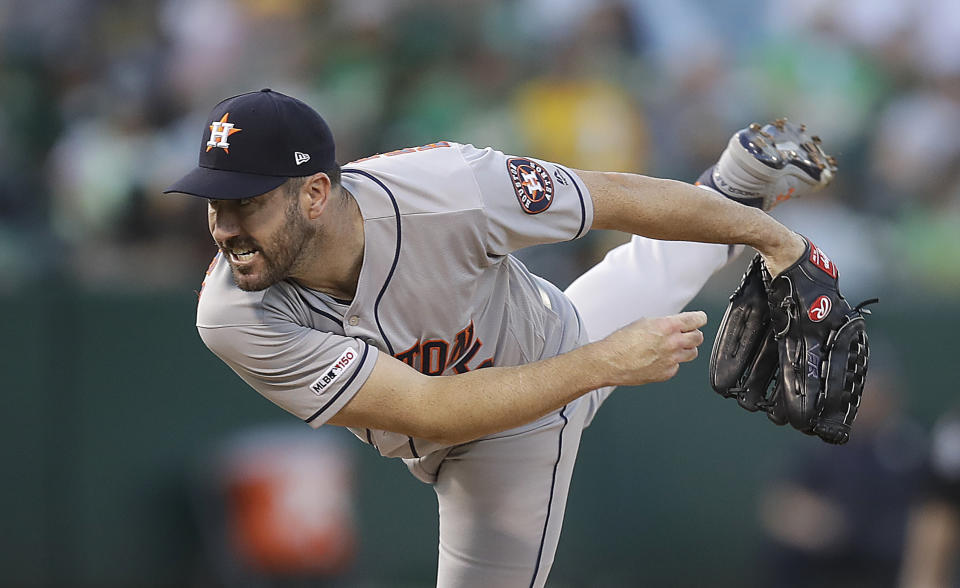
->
[{"left": 597, "top": 311, "right": 707, "bottom": 387}]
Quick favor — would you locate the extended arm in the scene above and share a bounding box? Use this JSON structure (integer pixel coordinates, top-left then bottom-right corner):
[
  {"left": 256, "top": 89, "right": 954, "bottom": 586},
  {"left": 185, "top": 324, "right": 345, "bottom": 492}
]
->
[
  {"left": 579, "top": 170, "right": 805, "bottom": 275},
  {"left": 328, "top": 311, "right": 706, "bottom": 445},
  {"left": 329, "top": 127, "right": 823, "bottom": 443},
  {"left": 328, "top": 170, "right": 798, "bottom": 443}
]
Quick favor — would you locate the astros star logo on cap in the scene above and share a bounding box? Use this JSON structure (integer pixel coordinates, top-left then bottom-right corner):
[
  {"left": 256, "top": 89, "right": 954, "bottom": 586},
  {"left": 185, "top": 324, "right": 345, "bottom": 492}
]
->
[{"left": 206, "top": 113, "right": 242, "bottom": 153}]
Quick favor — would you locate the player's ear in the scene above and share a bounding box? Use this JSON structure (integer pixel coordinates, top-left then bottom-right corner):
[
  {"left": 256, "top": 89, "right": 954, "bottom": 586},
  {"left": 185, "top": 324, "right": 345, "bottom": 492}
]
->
[{"left": 303, "top": 172, "right": 333, "bottom": 219}]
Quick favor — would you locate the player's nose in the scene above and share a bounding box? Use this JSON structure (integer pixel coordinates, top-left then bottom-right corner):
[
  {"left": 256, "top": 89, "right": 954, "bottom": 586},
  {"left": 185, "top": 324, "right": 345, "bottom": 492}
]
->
[{"left": 209, "top": 206, "right": 243, "bottom": 243}]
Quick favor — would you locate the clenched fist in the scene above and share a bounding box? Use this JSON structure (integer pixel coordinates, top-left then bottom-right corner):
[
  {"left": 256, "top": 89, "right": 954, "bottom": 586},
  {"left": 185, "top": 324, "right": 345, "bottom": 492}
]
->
[{"left": 595, "top": 311, "right": 707, "bottom": 387}]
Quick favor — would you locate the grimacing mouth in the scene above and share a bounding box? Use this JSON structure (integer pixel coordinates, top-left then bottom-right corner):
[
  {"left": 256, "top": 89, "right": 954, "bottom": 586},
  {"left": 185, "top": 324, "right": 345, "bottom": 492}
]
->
[
  {"left": 219, "top": 240, "right": 262, "bottom": 265},
  {"left": 228, "top": 249, "right": 257, "bottom": 263}
]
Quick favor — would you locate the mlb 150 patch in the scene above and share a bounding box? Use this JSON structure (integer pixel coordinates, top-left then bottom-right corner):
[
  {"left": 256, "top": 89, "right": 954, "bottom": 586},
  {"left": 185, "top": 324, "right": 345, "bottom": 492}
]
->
[
  {"left": 309, "top": 347, "right": 358, "bottom": 395},
  {"left": 507, "top": 157, "right": 555, "bottom": 214}
]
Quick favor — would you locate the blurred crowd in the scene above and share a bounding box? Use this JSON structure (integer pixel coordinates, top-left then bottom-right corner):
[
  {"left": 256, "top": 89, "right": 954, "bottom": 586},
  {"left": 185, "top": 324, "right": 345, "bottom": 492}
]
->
[{"left": 1, "top": 0, "right": 958, "bottom": 297}]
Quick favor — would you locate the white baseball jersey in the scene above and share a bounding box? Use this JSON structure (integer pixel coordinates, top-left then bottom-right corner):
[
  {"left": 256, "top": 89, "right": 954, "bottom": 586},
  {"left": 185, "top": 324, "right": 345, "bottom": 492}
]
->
[{"left": 197, "top": 142, "right": 594, "bottom": 465}]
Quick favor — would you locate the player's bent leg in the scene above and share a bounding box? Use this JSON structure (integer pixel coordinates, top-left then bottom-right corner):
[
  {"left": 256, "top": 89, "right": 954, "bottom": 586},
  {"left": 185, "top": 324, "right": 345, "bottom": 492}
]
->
[
  {"left": 433, "top": 399, "right": 590, "bottom": 588},
  {"left": 565, "top": 236, "right": 738, "bottom": 342}
]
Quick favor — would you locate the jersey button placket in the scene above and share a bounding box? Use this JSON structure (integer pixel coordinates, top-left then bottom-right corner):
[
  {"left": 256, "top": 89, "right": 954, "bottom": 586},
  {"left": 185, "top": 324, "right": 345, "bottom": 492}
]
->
[{"left": 348, "top": 315, "right": 360, "bottom": 327}]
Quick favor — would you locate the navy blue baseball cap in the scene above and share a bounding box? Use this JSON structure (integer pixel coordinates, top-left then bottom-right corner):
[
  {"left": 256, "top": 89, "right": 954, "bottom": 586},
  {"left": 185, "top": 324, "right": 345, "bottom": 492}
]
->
[{"left": 164, "top": 89, "right": 337, "bottom": 200}]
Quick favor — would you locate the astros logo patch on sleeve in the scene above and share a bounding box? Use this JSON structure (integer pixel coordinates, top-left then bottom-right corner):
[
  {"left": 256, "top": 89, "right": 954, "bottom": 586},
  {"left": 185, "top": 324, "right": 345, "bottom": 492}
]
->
[{"left": 507, "top": 157, "right": 555, "bottom": 214}]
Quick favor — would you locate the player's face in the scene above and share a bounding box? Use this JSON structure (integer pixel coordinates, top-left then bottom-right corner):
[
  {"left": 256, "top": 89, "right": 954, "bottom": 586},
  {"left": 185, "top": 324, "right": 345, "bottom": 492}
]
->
[{"left": 208, "top": 187, "right": 315, "bottom": 291}]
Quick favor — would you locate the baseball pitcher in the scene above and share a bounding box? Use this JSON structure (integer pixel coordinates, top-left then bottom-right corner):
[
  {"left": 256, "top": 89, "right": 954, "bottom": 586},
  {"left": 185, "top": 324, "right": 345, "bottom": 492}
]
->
[{"left": 166, "top": 89, "right": 868, "bottom": 587}]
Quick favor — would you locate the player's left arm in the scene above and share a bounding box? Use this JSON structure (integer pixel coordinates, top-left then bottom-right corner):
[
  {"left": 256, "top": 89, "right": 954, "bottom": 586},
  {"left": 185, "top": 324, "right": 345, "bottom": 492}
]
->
[{"left": 577, "top": 170, "right": 805, "bottom": 276}]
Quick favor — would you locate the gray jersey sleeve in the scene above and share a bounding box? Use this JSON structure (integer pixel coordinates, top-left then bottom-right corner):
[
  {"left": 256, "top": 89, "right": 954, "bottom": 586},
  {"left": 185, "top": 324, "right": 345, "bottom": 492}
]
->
[
  {"left": 197, "top": 257, "right": 379, "bottom": 428},
  {"left": 457, "top": 144, "right": 593, "bottom": 256}
]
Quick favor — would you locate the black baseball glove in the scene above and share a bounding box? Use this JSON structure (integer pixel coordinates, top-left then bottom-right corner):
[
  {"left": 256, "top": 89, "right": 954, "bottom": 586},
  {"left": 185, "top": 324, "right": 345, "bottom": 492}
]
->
[{"left": 709, "top": 238, "right": 875, "bottom": 444}]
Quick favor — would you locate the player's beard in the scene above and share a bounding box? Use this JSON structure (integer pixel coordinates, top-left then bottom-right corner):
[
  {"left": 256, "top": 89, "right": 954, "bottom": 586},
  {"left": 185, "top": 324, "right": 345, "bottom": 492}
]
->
[{"left": 224, "top": 197, "right": 317, "bottom": 292}]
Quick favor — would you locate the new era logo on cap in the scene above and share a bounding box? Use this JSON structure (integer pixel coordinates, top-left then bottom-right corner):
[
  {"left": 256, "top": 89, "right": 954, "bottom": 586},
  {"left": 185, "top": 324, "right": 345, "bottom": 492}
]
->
[{"left": 163, "top": 89, "right": 337, "bottom": 200}]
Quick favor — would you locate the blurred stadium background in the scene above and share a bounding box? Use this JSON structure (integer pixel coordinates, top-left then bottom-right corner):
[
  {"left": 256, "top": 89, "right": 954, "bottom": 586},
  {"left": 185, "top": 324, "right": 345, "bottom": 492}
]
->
[{"left": 1, "top": 0, "right": 958, "bottom": 586}]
